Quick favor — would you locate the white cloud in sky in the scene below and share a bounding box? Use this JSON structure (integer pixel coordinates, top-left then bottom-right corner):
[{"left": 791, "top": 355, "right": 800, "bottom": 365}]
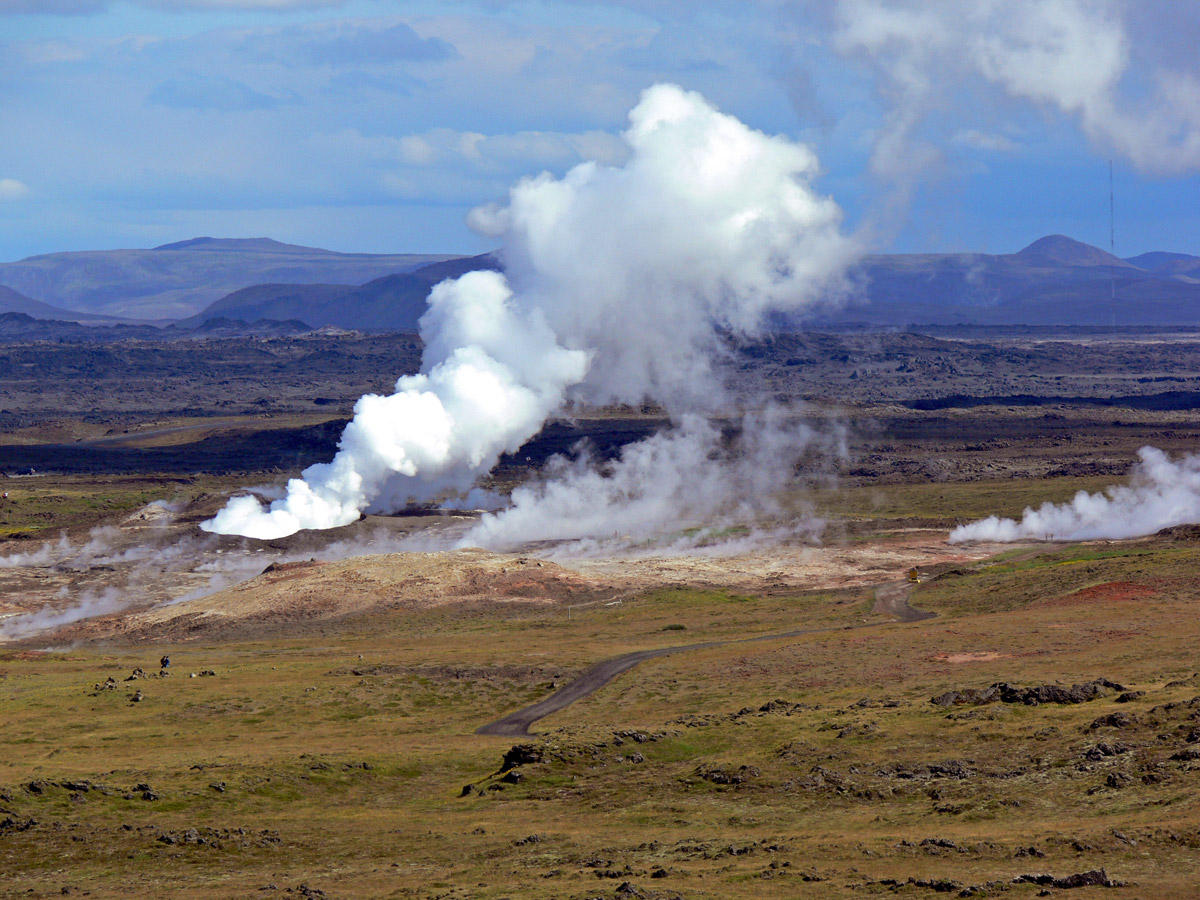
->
[
  {"left": 147, "top": 72, "right": 293, "bottom": 110},
  {"left": 953, "top": 129, "right": 1019, "bottom": 153},
  {"left": 0, "top": 0, "right": 104, "bottom": 12},
  {"left": 829, "top": 0, "right": 1200, "bottom": 176},
  {"left": 0, "top": 179, "right": 30, "bottom": 200},
  {"left": 3, "top": 0, "right": 1200, "bottom": 260},
  {"left": 0, "top": 0, "right": 347, "bottom": 11}
]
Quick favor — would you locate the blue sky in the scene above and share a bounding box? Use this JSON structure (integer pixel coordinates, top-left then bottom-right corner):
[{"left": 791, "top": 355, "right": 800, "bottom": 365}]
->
[{"left": 1, "top": 0, "right": 1198, "bottom": 261}]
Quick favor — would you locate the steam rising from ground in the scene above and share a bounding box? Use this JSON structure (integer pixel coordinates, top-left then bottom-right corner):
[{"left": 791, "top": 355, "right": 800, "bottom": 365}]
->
[
  {"left": 950, "top": 447, "right": 1200, "bottom": 543},
  {"left": 465, "top": 410, "right": 841, "bottom": 553},
  {"left": 0, "top": 508, "right": 453, "bottom": 640},
  {"left": 204, "top": 83, "right": 856, "bottom": 542}
]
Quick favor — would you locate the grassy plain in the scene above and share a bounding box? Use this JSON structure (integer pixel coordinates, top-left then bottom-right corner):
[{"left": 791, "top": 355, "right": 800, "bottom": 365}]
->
[
  {"left": 5, "top": 330, "right": 1200, "bottom": 897},
  {"left": 3, "top": 508, "right": 1200, "bottom": 898}
]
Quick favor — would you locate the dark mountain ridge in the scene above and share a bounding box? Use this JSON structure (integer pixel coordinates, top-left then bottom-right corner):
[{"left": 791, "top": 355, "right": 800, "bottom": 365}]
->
[
  {"left": 183, "top": 253, "right": 501, "bottom": 332},
  {"left": 7, "top": 234, "right": 1200, "bottom": 334},
  {"left": 814, "top": 235, "right": 1200, "bottom": 327},
  {"left": 0, "top": 238, "right": 464, "bottom": 320}
]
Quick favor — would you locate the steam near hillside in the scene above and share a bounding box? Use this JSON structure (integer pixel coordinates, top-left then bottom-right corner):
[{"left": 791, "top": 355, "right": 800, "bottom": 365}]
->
[
  {"left": 204, "top": 84, "right": 857, "bottom": 544},
  {"left": 951, "top": 447, "right": 1200, "bottom": 543}
]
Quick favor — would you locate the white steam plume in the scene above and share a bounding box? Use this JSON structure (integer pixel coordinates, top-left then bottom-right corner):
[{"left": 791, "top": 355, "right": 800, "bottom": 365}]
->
[
  {"left": 950, "top": 447, "right": 1200, "bottom": 543},
  {"left": 0, "top": 588, "right": 124, "bottom": 641},
  {"left": 464, "top": 409, "right": 840, "bottom": 552},
  {"left": 204, "top": 83, "right": 856, "bottom": 540}
]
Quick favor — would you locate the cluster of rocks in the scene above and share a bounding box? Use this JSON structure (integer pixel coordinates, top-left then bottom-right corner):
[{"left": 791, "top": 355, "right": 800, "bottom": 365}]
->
[
  {"left": 873, "top": 760, "right": 977, "bottom": 780},
  {"left": 875, "top": 868, "right": 1119, "bottom": 896},
  {"left": 499, "top": 730, "right": 672, "bottom": 770},
  {"left": 670, "top": 698, "right": 816, "bottom": 728},
  {"left": 693, "top": 764, "right": 760, "bottom": 785},
  {"left": 256, "top": 883, "right": 324, "bottom": 897},
  {"left": 156, "top": 826, "right": 280, "bottom": 850},
  {"left": 931, "top": 678, "right": 1125, "bottom": 707},
  {"left": 21, "top": 779, "right": 159, "bottom": 802},
  {"left": 1014, "top": 869, "right": 1121, "bottom": 888}
]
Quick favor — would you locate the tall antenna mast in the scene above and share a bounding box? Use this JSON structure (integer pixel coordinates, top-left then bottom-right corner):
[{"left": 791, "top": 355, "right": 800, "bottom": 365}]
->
[
  {"left": 1109, "top": 159, "right": 1115, "bottom": 259},
  {"left": 1109, "top": 159, "right": 1115, "bottom": 319}
]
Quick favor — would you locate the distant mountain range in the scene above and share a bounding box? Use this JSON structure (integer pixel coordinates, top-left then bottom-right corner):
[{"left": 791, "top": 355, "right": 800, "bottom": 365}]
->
[
  {"left": 0, "top": 311, "right": 312, "bottom": 342},
  {"left": 178, "top": 254, "right": 499, "bottom": 332},
  {"left": 816, "top": 235, "right": 1200, "bottom": 327},
  {"left": 0, "top": 237, "right": 459, "bottom": 320},
  {"left": 3, "top": 234, "right": 1199, "bottom": 333}
]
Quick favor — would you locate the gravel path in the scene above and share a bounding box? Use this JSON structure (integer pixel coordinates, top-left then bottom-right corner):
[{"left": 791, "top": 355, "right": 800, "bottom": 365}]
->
[{"left": 477, "top": 580, "right": 930, "bottom": 736}]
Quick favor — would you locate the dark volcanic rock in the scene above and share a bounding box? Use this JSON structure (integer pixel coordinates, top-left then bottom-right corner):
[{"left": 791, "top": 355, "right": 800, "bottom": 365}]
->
[
  {"left": 1089, "top": 712, "right": 1138, "bottom": 730},
  {"left": 1083, "top": 741, "right": 1130, "bottom": 760},
  {"left": 931, "top": 678, "right": 1124, "bottom": 707},
  {"left": 501, "top": 744, "right": 544, "bottom": 770},
  {"left": 1014, "top": 869, "right": 1119, "bottom": 889},
  {"left": 696, "top": 764, "right": 760, "bottom": 785}
]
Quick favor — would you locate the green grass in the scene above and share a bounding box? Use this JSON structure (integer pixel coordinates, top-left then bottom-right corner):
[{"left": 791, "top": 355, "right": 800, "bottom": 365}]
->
[{"left": 4, "top": 497, "right": 1200, "bottom": 896}]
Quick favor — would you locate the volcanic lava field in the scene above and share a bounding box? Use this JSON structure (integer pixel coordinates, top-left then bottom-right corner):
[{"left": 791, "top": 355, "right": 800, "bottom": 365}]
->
[{"left": 3, "top": 329, "right": 1200, "bottom": 898}]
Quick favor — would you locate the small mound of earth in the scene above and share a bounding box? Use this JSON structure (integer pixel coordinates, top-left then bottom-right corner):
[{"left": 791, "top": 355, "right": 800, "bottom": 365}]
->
[{"left": 77, "top": 549, "right": 614, "bottom": 643}]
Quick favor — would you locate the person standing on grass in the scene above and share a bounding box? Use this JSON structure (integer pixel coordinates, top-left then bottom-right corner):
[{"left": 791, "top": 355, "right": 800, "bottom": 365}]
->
[{"left": 160, "top": 655, "right": 170, "bottom": 671}]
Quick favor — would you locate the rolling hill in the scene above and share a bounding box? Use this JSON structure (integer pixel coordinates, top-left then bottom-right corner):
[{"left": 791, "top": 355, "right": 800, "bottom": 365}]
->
[
  {"left": 195, "top": 235, "right": 1200, "bottom": 332},
  {"left": 183, "top": 253, "right": 500, "bottom": 331},
  {"left": 0, "top": 284, "right": 139, "bottom": 325},
  {"left": 7, "top": 234, "right": 1200, "bottom": 333},
  {"left": 0, "top": 238, "right": 463, "bottom": 320},
  {"left": 812, "top": 235, "right": 1200, "bottom": 327}
]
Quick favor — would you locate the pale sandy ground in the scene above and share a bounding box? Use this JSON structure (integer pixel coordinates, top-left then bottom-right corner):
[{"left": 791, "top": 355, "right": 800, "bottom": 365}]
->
[{"left": 1, "top": 503, "right": 1004, "bottom": 644}]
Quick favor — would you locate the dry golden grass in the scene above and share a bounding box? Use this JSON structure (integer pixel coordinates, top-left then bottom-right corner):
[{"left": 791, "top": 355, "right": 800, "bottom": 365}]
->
[{"left": 3, "top": 525, "right": 1200, "bottom": 898}]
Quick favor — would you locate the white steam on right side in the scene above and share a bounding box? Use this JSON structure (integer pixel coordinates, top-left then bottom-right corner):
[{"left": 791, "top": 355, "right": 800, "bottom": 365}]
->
[
  {"left": 951, "top": 447, "right": 1200, "bottom": 543},
  {"left": 205, "top": 83, "right": 857, "bottom": 543}
]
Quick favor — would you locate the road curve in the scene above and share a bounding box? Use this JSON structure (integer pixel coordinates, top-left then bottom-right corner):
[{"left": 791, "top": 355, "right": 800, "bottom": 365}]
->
[{"left": 476, "top": 581, "right": 930, "bottom": 737}]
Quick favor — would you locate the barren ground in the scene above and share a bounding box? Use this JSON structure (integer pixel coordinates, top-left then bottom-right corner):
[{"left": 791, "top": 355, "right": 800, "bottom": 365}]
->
[{"left": 2, "top": 329, "right": 1200, "bottom": 898}]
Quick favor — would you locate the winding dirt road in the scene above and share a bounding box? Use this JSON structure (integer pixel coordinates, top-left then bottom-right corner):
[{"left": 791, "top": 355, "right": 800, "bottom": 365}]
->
[{"left": 476, "top": 580, "right": 931, "bottom": 737}]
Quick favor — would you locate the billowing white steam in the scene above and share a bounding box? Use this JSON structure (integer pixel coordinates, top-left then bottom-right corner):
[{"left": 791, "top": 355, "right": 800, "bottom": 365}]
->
[
  {"left": 205, "top": 83, "right": 855, "bottom": 541},
  {"left": 950, "top": 446, "right": 1200, "bottom": 543},
  {"left": 466, "top": 410, "right": 840, "bottom": 551}
]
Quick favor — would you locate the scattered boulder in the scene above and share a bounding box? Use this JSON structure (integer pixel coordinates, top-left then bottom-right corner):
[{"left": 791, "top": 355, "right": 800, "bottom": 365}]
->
[
  {"left": 0, "top": 817, "right": 36, "bottom": 833},
  {"left": 1083, "top": 741, "right": 1130, "bottom": 760},
  {"left": 932, "top": 678, "right": 1125, "bottom": 707},
  {"left": 695, "top": 764, "right": 760, "bottom": 785},
  {"left": 501, "top": 744, "right": 543, "bottom": 770},
  {"left": 1013, "top": 869, "right": 1120, "bottom": 889},
  {"left": 1089, "top": 712, "right": 1137, "bottom": 730}
]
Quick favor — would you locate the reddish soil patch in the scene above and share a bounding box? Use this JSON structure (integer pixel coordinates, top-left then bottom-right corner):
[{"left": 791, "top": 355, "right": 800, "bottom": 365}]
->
[
  {"left": 1037, "top": 581, "right": 1157, "bottom": 608},
  {"left": 930, "top": 651, "right": 1011, "bottom": 664}
]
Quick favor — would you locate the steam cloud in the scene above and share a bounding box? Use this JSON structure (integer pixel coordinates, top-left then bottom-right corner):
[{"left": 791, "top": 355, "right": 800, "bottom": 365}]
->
[
  {"left": 0, "top": 510, "right": 453, "bottom": 640},
  {"left": 205, "top": 83, "right": 856, "bottom": 542},
  {"left": 950, "top": 447, "right": 1200, "bottom": 543},
  {"left": 466, "top": 410, "right": 841, "bottom": 552}
]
